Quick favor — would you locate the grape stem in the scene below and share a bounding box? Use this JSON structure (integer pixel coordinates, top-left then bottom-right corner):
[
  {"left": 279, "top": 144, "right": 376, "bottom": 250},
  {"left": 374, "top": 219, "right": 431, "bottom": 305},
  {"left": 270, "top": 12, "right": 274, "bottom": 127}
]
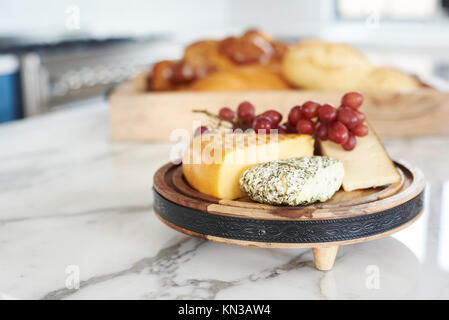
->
[{"left": 192, "top": 109, "right": 235, "bottom": 127}]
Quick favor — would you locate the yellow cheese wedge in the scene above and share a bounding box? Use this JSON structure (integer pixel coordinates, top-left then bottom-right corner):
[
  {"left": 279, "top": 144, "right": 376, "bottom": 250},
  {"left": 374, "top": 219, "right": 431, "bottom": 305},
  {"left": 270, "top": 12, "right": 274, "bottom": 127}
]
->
[
  {"left": 182, "top": 133, "right": 314, "bottom": 199},
  {"left": 319, "top": 123, "right": 400, "bottom": 192}
]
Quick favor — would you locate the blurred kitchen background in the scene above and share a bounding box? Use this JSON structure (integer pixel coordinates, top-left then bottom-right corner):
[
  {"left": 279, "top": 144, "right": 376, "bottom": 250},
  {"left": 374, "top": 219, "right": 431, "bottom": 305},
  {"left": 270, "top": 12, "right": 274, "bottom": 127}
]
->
[{"left": 1, "top": 0, "right": 449, "bottom": 123}]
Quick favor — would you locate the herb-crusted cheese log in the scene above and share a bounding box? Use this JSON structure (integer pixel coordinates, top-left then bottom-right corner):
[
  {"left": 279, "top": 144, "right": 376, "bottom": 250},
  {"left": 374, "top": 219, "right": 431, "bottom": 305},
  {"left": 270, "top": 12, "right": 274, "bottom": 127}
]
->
[{"left": 239, "top": 156, "right": 344, "bottom": 206}]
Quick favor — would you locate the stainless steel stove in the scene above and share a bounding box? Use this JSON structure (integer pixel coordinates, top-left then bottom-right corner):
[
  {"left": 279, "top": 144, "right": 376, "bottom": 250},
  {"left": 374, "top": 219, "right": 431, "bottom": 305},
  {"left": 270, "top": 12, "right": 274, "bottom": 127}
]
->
[{"left": 1, "top": 35, "right": 180, "bottom": 117}]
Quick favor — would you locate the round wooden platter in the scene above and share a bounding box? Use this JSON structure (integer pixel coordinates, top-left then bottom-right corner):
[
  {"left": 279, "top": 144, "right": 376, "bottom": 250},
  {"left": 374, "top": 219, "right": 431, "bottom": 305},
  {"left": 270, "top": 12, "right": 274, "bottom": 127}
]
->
[{"left": 153, "top": 160, "right": 425, "bottom": 270}]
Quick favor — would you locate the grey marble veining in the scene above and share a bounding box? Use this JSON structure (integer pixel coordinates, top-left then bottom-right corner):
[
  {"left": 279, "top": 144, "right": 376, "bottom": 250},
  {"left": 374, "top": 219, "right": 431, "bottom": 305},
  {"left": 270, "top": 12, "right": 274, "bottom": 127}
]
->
[{"left": 0, "top": 101, "right": 449, "bottom": 299}]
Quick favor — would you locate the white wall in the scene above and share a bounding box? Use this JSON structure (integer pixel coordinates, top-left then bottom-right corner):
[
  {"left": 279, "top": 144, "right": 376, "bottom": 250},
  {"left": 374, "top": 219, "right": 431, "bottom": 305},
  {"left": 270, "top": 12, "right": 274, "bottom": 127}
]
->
[
  {"left": 228, "top": 0, "right": 333, "bottom": 36},
  {"left": 1, "top": 0, "right": 448, "bottom": 49},
  {"left": 0, "top": 0, "right": 330, "bottom": 39},
  {"left": 0, "top": 0, "right": 231, "bottom": 37}
]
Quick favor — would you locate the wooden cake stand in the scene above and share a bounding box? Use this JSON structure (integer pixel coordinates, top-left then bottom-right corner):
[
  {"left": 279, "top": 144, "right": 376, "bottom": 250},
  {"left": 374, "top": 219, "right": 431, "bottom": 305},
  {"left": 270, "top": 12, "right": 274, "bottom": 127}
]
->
[{"left": 153, "top": 161, "right": 425, "bottom": 271}]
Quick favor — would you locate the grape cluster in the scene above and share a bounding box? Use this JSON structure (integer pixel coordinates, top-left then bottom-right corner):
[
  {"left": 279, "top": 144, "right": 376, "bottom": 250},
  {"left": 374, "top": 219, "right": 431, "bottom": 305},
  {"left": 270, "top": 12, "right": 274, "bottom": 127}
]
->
[
  {"left": 289, "top": 92, "right": 369, "bottom": 151},
  {"left": 194, "top": 92, "right": 368, "bottom": 151}
]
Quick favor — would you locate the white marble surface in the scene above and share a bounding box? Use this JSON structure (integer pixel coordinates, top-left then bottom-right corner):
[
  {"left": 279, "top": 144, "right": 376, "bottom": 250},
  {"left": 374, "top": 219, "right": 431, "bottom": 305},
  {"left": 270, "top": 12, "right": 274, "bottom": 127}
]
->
[{"left": 1, "top": 100, "right": 449, "bottom": 300}]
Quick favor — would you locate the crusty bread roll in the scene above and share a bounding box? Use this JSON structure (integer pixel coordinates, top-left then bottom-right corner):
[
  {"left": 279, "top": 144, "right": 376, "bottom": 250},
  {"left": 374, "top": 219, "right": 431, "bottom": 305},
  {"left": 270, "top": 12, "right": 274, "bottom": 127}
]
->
[
  {"left": 148, "top": 60, "right": 175, "bottom": 91},
  {"left": 148, "top": 30, "right": 289, "bottom": 92},
  {"left": 282, "top": 40, "right": 373, "bottom": 90},
  {"left": 184, "top": 40, "right": 233, "bottom": 71},
  {"left": 281, "top": 40, "right": 424, "bottom": 92},
  {"left": 189, "top": 65, "right": 291, "bottom": 91},
  {"left": 358, "top": 67, "right": 423, "bottom": 92}
]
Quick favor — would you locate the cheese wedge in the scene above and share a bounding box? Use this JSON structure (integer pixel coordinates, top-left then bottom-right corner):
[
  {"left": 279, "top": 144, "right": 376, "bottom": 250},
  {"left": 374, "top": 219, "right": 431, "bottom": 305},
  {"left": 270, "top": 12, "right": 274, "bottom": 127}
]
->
[
  {"left": 319, "top": 123, "right": 400, "bottom": 191},
  {"left": 182, "top": 133, "right": 314, "bottom": 199}
]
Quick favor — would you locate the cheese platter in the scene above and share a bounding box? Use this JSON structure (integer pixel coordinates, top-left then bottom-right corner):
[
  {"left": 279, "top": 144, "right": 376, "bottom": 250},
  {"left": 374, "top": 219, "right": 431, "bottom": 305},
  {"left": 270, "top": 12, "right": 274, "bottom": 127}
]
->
[{"left": 151, "top": 93, "right": 426, "bottom": 270}]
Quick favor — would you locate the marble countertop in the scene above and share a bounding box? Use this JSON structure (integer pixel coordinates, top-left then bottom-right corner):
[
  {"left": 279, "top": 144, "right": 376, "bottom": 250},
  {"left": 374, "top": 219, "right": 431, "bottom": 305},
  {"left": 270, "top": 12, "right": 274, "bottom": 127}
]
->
[{"left": 1, "top": 99, "right": 449, "bottom": 300}]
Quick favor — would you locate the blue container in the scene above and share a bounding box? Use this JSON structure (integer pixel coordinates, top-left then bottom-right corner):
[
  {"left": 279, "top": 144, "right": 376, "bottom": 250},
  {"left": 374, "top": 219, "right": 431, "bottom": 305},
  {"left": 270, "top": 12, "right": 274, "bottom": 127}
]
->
[{"left": 0, "top": 55, "right": 21, "bottom": 123}]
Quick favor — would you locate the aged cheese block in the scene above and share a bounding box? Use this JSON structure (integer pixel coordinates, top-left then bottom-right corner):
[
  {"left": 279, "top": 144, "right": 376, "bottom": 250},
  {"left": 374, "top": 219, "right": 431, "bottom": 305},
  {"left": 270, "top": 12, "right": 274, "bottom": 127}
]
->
[
  {"left": 182, "top": 133, "right": 314, "bottom": 200},
  {"left": 319, "top": 123, "right": 400, "bottom": 192}
]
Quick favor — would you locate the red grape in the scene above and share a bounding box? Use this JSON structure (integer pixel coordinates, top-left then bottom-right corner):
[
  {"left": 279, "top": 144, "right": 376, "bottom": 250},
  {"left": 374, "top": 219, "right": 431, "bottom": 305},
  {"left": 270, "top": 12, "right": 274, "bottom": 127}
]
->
[
  {"left": 288, "top": 106, "right": 303, "bottom": 126},
  {"left": 317, "top": 123, "right": 329, "bottom": 141},
  {"left": 277, "top": 126, "right": 287, "bottom": 134},
  {"left": 237, "top": 101, "right": 255, "bottom": 124},
  {"left": 296, "top": 119, "right": 315, "bottom": 135},
  {"left": 342, "top": 132, "right": 357, "bottom": 151},
  {"left": 341, "top": 92, "right": 363, "bottom": 110},
  {"left": 252, "top": 115, "right": 273, "bottom": 133},
  {"left": 301, "top": 101, "right": 321, "bottom": 119},
  {"left": 218, "top": 107, "right": 235, "bottom": 121},
  {"left": 352, "top": 123, "right": 369, "bottom": 137},
  {"left": 263, "top": 109, "right": 283, "bottom": 126},
  {"left": 328, "top": 121, "right": 349, "bottom": 144},
  {"left": 280, "top": 122, "right": 297, "bottom": 133},
  {"left": 354, "top": 109, "right": 366, "bottom": 124},
  {"left": 318, "top": 104, "right": 337, "bottom": 123},
  {"left": 194, "top": 126, "right": 208, "bottom": 137},
  {"left": 337, "top": 106, "right": 359, "bottom": 129}
]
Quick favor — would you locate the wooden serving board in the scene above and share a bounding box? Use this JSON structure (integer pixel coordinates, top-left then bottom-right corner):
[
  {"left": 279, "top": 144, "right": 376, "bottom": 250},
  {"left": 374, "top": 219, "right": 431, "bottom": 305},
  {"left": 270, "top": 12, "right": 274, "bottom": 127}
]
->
[
  {"left": 109, "top": 75, "right": 449, "bottom": 141},
  {"left": 152, "top": 160, "right": 425, "bottom": 270}
]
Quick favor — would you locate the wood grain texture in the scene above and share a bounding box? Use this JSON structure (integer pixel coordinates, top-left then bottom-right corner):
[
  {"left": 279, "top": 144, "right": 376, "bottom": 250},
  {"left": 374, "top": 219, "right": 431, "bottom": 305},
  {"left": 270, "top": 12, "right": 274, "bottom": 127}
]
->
[
  {"left": 312, "top": 246, "right": 339, "bottom": 271},
  {"left": 109, "top": 75, "right": 449, "bottom": 141}
]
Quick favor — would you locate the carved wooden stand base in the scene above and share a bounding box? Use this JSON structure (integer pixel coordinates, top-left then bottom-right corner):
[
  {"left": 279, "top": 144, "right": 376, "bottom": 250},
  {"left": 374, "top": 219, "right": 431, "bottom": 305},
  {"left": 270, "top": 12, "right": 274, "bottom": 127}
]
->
[
  {"left": 312, "top": 246, "right": 339, "bottom": 271},
  {"left": 153, "top": 161, "right": 425, "bottom": 272}
]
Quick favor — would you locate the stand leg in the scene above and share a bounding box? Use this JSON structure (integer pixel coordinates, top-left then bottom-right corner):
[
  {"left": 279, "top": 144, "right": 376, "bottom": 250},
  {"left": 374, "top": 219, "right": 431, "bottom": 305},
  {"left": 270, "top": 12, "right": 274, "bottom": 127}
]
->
[{"left": 312, "top": 246, "right": 339, "bottom": 271}]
